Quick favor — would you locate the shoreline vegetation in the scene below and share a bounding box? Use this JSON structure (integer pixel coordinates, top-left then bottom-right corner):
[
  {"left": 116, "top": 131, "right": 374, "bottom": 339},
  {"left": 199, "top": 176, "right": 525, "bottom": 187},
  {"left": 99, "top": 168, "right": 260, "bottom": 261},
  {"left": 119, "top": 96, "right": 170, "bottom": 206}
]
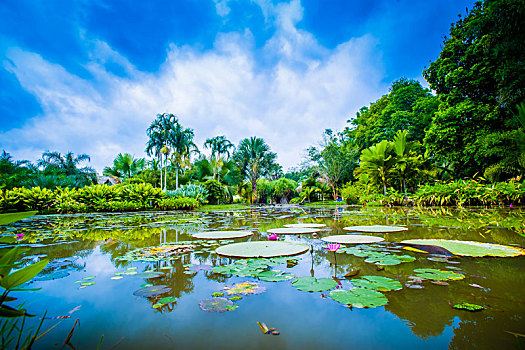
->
[{"left": 1, "top": 1, "right": 524, "bottom": 214}]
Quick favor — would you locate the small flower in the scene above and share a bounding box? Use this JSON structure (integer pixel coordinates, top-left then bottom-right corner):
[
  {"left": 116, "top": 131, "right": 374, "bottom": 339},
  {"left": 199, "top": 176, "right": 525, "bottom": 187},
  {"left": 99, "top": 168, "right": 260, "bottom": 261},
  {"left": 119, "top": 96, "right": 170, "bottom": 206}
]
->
[
  {"left": 510, "top": 204, "right": 513, "bottom": 208},
  {"left": 15, "top": 233, "right": 24, "bottom": 240},
  {"left": 268, "top": 233, "right": 278, "bottom": 241},
  {"left": 324, "top": 243, "right": 341, "bottom": 252}
]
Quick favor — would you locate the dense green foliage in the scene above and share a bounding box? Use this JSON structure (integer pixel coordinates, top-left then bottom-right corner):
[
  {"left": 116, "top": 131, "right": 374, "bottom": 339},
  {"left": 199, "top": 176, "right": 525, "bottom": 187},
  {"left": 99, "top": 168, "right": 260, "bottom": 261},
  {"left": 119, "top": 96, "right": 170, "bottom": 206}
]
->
[{"left": 0, "top": 183, "right": 199, "bottom": 214}]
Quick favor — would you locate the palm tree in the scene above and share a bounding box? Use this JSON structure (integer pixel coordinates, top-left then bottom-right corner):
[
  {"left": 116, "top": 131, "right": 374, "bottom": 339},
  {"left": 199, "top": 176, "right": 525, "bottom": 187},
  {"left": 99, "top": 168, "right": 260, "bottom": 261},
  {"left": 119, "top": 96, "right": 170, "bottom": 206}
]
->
[
  {"left": 356, "top": 140, "right": 396, "bottom": 196},
  {"left": 233, "top": 137, "right": 278, "bottom": 203},
  {"left": 146, "top": 113, "right": 178, "bottom": 191},
  {"left": 170, "top": 122, "right": 199, "bottom": 189},
  {"left": 103, "top": 153, "right": 146, "bottom": 179},
  {"left": 37, "top": 151, "right": 96, "bottom": 186},
  {"left": 204, "top": 136, "right": 234, "bottom": 181},
  {"left": 391, "top": 130, "right": 420, "bottom": 199}
]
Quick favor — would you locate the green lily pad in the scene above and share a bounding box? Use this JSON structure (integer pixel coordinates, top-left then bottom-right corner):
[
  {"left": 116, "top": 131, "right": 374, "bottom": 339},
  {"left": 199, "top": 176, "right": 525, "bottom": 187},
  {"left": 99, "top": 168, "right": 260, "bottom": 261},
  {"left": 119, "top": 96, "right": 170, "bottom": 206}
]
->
[
  {"left": 453, "top": 302, "right": 484, "bottom": 312},
  {"left": 292, "top": 277, "right": 337, "bottom": 292},
  {"left": 364, "top": 253, "right": 415, "bottom": 266},
  {"left": 321, "top": 235, "right": 385, "bottom": 244},
  {"left": 192, "top": 230, "right": 253, "bottom": 240},
  {"left": 212, "top": 292, "right": 224, "bottom": 297},
  {"left": 350, "top": 276, "right": 402, "bottom": 292},
  {"left": 267, "top": 227, "right": 321, "bottom": 235},
  {"left": 343, "top": 225, "right": 408, "bottom": 233},
  {"left": 400, "top": 239, "right": 525, "bottom": 257},
  {"left": 82, "top": 276, "right": 96, "bottom": 280},
  {"left": 257, "top": 270, "right": 296, "bottom": 282},
  {"left": 135, "top": 271, "right": 164, "bottom": 279},
  {"left": 111, "top": 276, "right": 123, "bottom": 280},
  {"left": 229, "top": 296, "right": 242, "bottom": 301},
  {"left": 80, "top": 281, "right": 95, "bottom": 286},
  {"left": 199, "top": 297, "right": 234, "bottom": 312},
  {"left": 413, "top": 268, "right": 465, "bottom": 281},
  {"left": 283, "top": 223, "right": 326, "bottom": 228},
  {"left": 133, "top": 285, "right": 171, "bottom": 297},
  {"left": 215, "top": 241, "right": 309, "bottom": 258},
  {"left": 158, "top": 296, "right": 177, "bottom": 304},
  {"left": 329, "top": 288, "right": 388, "bottom": 308}
]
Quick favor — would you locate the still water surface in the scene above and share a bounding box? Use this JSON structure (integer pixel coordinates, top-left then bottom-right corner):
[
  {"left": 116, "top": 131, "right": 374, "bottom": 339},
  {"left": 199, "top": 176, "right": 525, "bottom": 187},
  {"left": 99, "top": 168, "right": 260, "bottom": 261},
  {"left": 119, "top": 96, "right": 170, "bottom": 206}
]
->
[{"left": 2, "top": 205, "right": 524, "bottom": 349}]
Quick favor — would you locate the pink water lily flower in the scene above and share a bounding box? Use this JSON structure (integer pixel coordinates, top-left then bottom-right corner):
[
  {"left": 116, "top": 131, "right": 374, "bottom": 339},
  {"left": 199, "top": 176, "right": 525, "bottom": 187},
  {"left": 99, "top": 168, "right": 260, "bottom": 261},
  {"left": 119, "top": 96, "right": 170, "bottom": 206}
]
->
[
  {"left": 15, "top": 233, "right": 24, "bottom": 240},
  {"left": 268, "top": 233, "right": 278, "bottom": 241},
  {"left": 324, "top": 243, "right": 341, "bottom": 251},
  {"left": 510, "top": 204, "right": 513, "bottom": 208}
]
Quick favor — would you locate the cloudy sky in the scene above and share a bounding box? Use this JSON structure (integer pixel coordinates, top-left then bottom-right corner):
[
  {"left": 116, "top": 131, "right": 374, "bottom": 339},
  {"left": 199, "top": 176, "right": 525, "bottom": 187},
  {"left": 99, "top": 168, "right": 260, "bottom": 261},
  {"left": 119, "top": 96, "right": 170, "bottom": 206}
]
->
[{"left": 0, "top": 0, "right": 475, "bottom": 172}]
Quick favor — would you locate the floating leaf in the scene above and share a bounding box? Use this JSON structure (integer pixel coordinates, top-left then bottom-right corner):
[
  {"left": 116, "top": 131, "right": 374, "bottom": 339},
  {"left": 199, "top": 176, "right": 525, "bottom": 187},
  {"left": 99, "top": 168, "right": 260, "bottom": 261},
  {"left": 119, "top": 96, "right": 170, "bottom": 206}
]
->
[
  {"left": 343, "top": 225, "right": 408, "bottom": 233},
  {"left": 351, "top": 276, "right": 402, "bottom": 292},
  {"left": 215, "top": 242, "right": 309, "bottom": 258},
  {"left": 199, "top": 297, "right": 234, "bottom": 313},
  {"left": 111, "top": 276, "right": 123, "bottom": 280},
  {"left": 413, "top": 268, "right": 465, "bottom": 281},
  {"left": 257, "top": 270, "right": 296, "bottom": 282},
  {"left": 192, "top": 230, "right": 253, "bottom": 240},
  {"left": 453, "top": 302, "right": 484, "bottom": 312},
  {"left": 322, "top": 235, "right": 384, "bottom": 244},
  {"left": 224, "top": 282, "right": 266, "bottom": 295},
  {"left": 329, "top": 289, "right": 388, "bottom": 308},
  {"left": 133, "top": 285, "right": 171, "bottom": 297},
  {"left": 80, "top": 281, "right": 95, "bottom": 286},
  {"left": 267, "top": 228, "right": 321, "bottom": 235},
  {"left": 400, "top": 239, "right": 525, "bottom": 257},
  {"left": 292, "top": 277, "right": 337, "bottom": 292},
  {"left": 283, "top": 223, "right": 326, "bottom": 228},
  {"left": 82, "top": 276, "right": 96, "bottom": 280},
  {"left": 212, "top": 292, "right": 224, "bottom": 297},
  {"left": 229, "top": 296, "right": 242, "bottom": 301},
  {"left": 158, "top": 296, "right": 177, "bottom": 304},
  {"left": 135, "top": 271, "right": 164, "bottom": 279}
]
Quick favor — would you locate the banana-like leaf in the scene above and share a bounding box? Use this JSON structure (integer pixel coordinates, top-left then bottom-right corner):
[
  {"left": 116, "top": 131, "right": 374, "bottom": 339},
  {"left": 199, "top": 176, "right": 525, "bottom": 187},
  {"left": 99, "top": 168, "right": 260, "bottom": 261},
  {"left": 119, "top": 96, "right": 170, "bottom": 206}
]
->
[
  {"left": 1, "top": 258, "right": 49, "bottom": 290},
  {"left": 0, "top": 304, "right": 34, "bottom": 318},
  {"left": 0, "top": 211, "right": 38, "bottom": 226}
]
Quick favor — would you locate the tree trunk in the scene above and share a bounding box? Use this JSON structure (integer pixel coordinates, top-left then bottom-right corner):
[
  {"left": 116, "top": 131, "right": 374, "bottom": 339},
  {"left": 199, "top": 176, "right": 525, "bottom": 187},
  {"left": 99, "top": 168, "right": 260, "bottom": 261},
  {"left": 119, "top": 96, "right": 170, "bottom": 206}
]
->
[
  {"left": 251, "top": 181, "right": 257, "bottom": 204},
  {"left": 159, "top": 156, "right": 163, "bottom": 190},
  {"left": 402, "top": 176, "right": 407, "bottom": 201},
  {"left": 164, "top": 155, "right": 168, "bottom": 191},
  {"left": 176, "top": 166, "right": 179, "bottom": 189}
]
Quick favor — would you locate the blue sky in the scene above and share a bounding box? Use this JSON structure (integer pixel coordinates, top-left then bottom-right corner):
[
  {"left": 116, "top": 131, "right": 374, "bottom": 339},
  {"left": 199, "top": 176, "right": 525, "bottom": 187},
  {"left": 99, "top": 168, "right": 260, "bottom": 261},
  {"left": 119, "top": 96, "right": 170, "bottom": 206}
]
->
[{"left": 0, "top": 0, "right": 475, "bottom": 172}]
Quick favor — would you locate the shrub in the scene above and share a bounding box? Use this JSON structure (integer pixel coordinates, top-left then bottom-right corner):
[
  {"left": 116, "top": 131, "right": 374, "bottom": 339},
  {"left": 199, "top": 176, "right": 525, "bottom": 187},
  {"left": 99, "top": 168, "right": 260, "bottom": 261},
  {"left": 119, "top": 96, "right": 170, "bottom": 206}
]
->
[
  {"left": 341, "top": 182, "right": 364, "bottom": 205},
  {"left": 203, "top": 180, "right": 224, "bottom": 204},
  {"left": 19, "top": 187, "right": 55, "bottom": 211},
  {"left": 0, "top": 188, "right": 23, "bottom": 212},
  {"left": 157, "top": 197, "right": 200, "bottom": 210},
  {"left": 167, "top": 183, "right": 208, "bottom": 204}
]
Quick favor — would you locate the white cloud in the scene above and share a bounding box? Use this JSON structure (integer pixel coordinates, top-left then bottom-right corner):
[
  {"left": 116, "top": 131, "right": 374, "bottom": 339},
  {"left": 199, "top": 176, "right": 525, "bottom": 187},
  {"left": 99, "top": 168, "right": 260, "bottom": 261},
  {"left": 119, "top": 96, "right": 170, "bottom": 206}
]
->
[{"left": 0, "top": 0, "right": 386, "bottom": 173}]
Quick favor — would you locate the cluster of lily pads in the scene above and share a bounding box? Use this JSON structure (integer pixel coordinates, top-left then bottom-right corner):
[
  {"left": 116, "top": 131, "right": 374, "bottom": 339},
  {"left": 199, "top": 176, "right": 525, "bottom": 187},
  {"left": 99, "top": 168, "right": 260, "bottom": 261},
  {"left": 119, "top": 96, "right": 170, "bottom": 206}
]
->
[
  {"left": 336, "top": 244, "right": 416, "bottom": 266},
  {"left": 211, "top": 257, "right": 296, "bottom": 281},
  {"left": 200, "top": 281, "right": 267, "bottom": 312}
]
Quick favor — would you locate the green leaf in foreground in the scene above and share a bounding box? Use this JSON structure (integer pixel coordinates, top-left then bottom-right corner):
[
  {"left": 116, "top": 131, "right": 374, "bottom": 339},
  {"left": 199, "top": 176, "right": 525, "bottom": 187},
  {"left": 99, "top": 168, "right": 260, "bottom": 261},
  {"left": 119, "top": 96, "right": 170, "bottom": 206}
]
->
[
  {"left": 0, "top": 258, "right": 49, "bottom": 290},
  {"left": 329, "top": 289, "right": 388, "bottom": 308},
  {"left": 413, "top": 268, "right": 465, "bottom": 281},
  {"left": 453, "top": 302, "right": 484, "bottom": 312},
  {"left": 292, "top": 277, "right": 337, "bottom": 292},
  {"left": 351, "top": 276, "right": 402, "bottom": 292}
]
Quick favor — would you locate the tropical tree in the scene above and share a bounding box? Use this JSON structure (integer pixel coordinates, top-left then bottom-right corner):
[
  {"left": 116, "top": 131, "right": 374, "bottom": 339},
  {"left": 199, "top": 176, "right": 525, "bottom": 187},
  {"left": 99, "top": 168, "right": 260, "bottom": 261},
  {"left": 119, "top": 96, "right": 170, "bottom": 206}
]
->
[
  {"left": 391, "top": 130, "right": 420, "bottom": 198},
  {"left": 103, "top": 153, "right": 145, "bottom": 179},
  {"left": 170, "top": 122, "right": 199, "bottom": 189},
  {"left": 146, "top": 113, "right": 177, "bottom": 191},
  {"left": 204, "top": 136, "right": 234, "bottom": 182},
  {"left": 37, "top": 151, "right": 96, "bottom": 187},
  {"left": 233, "top": 137, "right": 279, "bottom": 203},
  {"left": 356, "top": 140, "right": 397, "bottom": 196},
  {"left": 0, "top": 151, "right": 36, "bottom": 189}
]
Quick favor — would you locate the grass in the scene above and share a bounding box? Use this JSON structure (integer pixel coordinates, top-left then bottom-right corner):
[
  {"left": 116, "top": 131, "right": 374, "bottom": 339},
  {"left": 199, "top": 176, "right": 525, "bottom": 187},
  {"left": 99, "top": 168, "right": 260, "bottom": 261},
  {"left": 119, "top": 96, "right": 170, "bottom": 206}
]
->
[
  {"left": 197, "top": 204, "right": 252, "bottom": 211},
  {"left": 302, "top": 200, "right": 344, "bottom": 207}
]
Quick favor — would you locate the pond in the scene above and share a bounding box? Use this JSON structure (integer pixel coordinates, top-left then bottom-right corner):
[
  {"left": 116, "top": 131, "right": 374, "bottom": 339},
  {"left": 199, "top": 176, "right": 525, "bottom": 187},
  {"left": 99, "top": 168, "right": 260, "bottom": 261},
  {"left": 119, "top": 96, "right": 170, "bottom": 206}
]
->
[{"left": 2, "top": 205, "right": 525, "bottom": 349}]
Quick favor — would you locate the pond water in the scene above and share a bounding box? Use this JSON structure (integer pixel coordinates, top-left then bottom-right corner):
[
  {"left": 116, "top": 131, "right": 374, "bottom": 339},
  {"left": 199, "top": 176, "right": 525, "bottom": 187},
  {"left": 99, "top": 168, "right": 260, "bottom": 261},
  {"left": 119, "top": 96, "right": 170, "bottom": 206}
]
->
[{"left": 2, "top": 205, "right": 525, "bottom": 349}]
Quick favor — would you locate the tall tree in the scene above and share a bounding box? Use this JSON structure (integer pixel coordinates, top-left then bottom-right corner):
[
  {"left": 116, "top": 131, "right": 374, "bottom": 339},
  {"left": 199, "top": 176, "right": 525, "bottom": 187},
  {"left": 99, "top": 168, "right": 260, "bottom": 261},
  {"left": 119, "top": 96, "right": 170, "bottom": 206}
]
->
[
  {"left": 146, "top": 113, "right": 177, "bottom": 191},
  {"left": 355, "top": 140, "right": 396, "bottom": 196},
  {"left": 170, "top": 121, "right": 198, "bottom": 189},
  {"left": 37, "top": 151, "right": 96, "bottom": 186},
  {"left": 423, "top": 0, "right": 525, "bottom": 178},
  {"left": 233, "top": 137, "right": 279, "bottom": 203}
]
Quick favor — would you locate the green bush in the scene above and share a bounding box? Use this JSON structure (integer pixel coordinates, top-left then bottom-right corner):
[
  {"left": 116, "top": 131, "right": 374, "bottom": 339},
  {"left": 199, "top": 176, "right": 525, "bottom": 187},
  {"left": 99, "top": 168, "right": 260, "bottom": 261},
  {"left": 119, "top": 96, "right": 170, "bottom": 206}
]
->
[
  {"left": 341, "top": 182, "right": 365, "bottom": 205},
  {"left": 167, "top": 183, "right": 208, "bottom": 204},
  {"left": 203, "top": 180, "right": 224, "bottom": 204},
  {"left": 0, "top": 188, "right": 23, "bottom": 212},
  {"left": 19, "top": 187, "right": 55, "bottom": 211},
  {"left": 157, "top": 197, "right": 199, "bottom": 210}
]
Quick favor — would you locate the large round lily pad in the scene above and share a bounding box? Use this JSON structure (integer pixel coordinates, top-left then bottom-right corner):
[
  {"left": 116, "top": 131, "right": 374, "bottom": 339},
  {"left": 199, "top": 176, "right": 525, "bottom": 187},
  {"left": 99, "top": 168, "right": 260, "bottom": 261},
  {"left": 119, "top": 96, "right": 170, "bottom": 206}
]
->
[
  {"left": 257, "top": 270, "right": 296, "bottom": 282},
  {"left": 192, "top": 230, "right": 253, "bottom": 240},
  {"left": 267, "top": 227, "right": 321, "bottom": 235},
  {"left": 292, "top": 277, "right": 337, "bottom": 292},
  {"left": 400, "top": 239, "right": 525, "bottom": 257},
  {"left": 344, "top": 225, "right": 408, "bottom": 233},
  {"left": 133, "top": 285, "right": 171, "bottom": 297},
  {"left": 283, "top": 223, "right": 327, "bottom": 228},
  {"left": 199, "top": 297, "right": 234, "bottom": 313},
  {"left": 329, "top": 289, "right": 388, "bottom": 308},
  {"left": 351, "top": 276, "right": 402, "bottom": 292},
  {"left": 215, "top": 242, "right": 309, "bottom": 258},
  {"left": 321, "top": 235, "right": 385, "bottom": 244}
]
